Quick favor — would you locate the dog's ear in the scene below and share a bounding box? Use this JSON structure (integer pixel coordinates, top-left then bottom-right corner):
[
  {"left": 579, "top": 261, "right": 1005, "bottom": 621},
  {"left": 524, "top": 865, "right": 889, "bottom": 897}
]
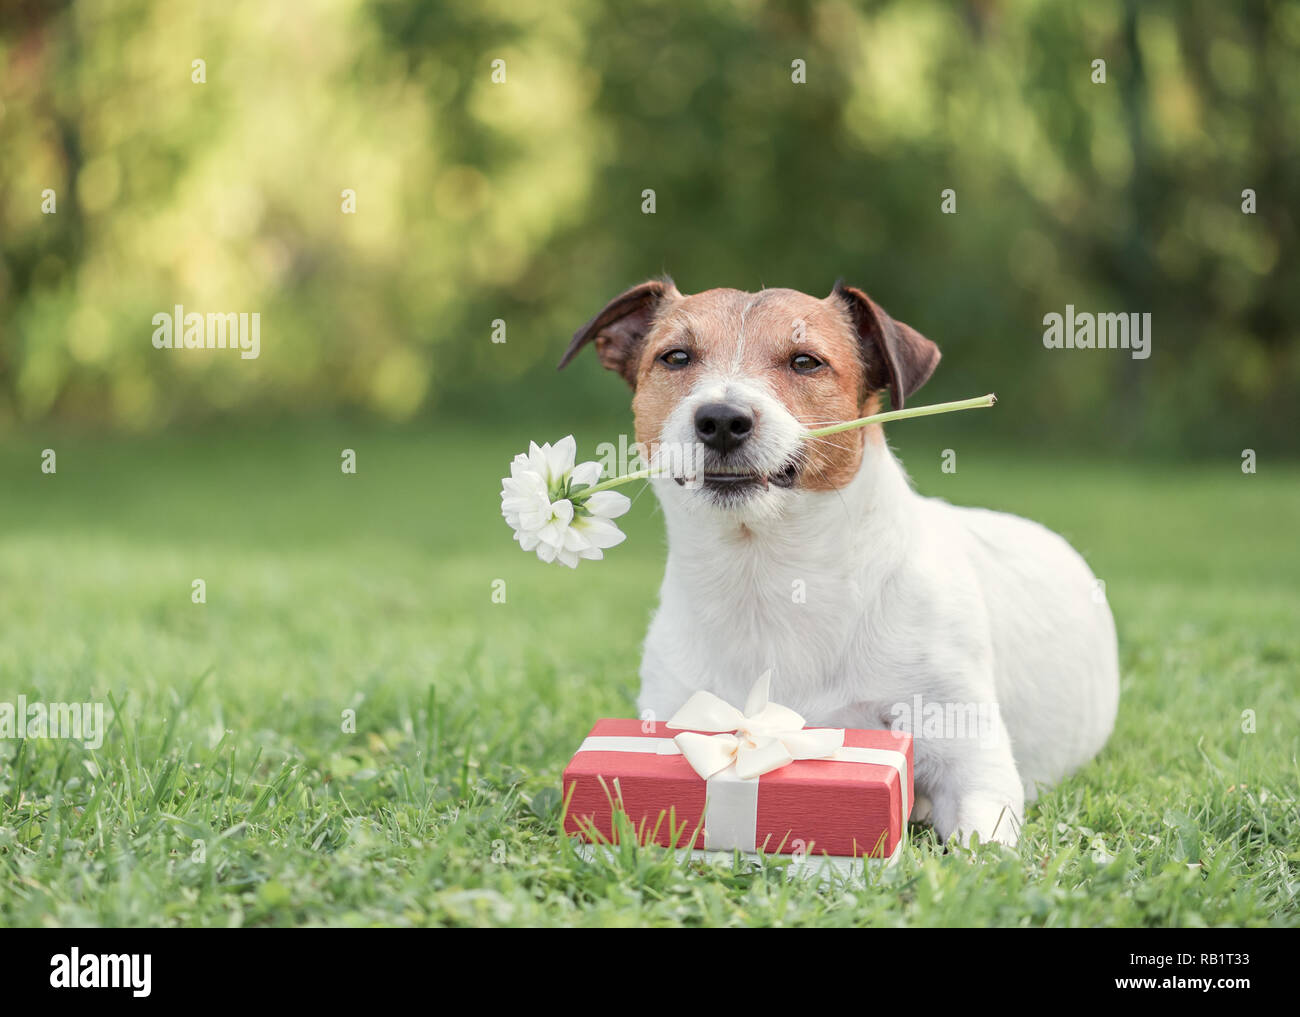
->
[
  {"left": 558, "top": 278, "right": 680, "bottom": 387},
  {"left": 834, "top": 282, "right": 941, "bottom": 410}
]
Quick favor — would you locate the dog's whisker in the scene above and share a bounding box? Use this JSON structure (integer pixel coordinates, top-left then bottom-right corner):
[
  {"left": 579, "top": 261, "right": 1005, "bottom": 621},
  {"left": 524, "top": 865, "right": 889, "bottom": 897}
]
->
[
  {"left": 793, "top": 416, "right": 861, "bottom": 427},
  {"left": 625, "top": 479, "right": 654, "bottom": 509},
  {"left": 799, "top": 435, "right": 857, "bottom": 456}
]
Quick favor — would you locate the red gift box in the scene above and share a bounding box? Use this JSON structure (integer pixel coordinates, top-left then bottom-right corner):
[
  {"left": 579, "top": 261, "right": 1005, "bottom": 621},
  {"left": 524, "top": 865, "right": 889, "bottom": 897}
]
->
[{"left": 562, "top": 718, "right": 913, "bottom": 861}]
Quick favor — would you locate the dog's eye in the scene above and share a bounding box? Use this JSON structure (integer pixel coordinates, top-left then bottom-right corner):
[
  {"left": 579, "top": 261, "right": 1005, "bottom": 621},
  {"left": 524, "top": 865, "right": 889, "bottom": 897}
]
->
[
  {"left": 790, "top": 353, "right": 824, "bottom": 373},
  {"left": 659, "top": 349, "right": 691, "bottom": 369}
]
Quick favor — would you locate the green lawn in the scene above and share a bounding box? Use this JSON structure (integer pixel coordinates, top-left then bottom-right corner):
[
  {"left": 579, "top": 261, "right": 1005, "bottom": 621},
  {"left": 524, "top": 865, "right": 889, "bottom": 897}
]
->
[{"left": 1, "top": 421, "right": 1297, "bottom": 926}]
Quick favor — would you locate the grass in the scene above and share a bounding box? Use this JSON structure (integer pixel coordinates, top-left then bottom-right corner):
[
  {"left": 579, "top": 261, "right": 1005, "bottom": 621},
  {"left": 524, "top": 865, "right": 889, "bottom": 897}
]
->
[{"left": 0, "top": 419, "right": 1297, "bottom": 927}]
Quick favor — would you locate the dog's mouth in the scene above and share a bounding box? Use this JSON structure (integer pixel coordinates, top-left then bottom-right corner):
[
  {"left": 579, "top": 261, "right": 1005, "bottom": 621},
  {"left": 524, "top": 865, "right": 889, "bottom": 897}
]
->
[{"left": 674, "top": 460, "right": 799, "bottom": 493}]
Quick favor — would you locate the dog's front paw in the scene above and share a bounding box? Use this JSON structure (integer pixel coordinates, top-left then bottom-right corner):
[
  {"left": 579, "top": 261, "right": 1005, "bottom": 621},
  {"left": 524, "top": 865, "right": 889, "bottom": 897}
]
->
[
  {"left": 950, "top": 795, "right": 1022, "bottom": 848},
  {"left": 928, "top": 789, "right": 1023, "bottom": 848}
]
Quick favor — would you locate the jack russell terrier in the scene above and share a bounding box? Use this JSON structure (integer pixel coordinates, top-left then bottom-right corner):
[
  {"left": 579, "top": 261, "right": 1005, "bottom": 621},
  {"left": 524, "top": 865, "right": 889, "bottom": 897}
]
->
[{"left": 559, "top": 279, "right": 1120, "bottom": 847}]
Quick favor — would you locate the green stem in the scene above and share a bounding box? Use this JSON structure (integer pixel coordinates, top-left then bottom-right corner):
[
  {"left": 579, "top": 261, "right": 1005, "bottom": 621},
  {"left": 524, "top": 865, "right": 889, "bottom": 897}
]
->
[
  {"left": 579, "top": 467, "right": 653, "bottom": 496},
  {"left": 804, "top": 393, "right": 996, "bottom": 437}
]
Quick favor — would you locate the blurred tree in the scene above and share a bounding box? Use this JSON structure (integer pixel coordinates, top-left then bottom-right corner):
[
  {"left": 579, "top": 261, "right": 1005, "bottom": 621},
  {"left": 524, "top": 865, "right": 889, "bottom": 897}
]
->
[{"left": 0, "top": 0, "right": 1295, "bottom": 454}]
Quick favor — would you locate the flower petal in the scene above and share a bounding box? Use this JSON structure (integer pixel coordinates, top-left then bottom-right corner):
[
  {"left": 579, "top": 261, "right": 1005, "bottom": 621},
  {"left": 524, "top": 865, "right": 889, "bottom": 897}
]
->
[
  {"left": 570, "top": 460, "right": 603, "bottom": 487},
  {"left": 585, "top": 490, "right": 631, "bottom": 519},
  {"left": 550, "top": 499, "right": 574, "bottom": 526},
  {"left": 575, "top": 515, "right": 626, "bottom": 549},
  {"left": 562, "top": 526, "right": 593, "bottom": 552},
  {"left": 547, "top": 435, "right": 577, "bottom": 484}
]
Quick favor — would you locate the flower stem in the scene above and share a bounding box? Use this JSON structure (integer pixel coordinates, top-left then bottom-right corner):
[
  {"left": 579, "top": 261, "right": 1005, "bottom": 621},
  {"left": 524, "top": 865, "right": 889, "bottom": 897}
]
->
[
  {"left": 580, "top": 467, "right": 653, "bottom": 496},
  {"left": 804, "top": 393, "right": 997, "bottom": 437}
]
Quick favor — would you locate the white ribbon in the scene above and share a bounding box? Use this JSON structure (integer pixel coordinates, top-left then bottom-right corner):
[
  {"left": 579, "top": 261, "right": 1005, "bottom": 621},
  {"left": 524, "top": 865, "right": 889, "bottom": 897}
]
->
[{"left": 665, "top": 671, "right": 845, "bottom": 781}]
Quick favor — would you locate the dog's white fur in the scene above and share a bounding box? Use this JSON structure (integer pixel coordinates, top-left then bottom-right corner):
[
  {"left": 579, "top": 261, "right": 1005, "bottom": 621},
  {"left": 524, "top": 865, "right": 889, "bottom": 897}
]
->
[{"left": 637, "top": 372, "right": 1120, "bottom": 847}]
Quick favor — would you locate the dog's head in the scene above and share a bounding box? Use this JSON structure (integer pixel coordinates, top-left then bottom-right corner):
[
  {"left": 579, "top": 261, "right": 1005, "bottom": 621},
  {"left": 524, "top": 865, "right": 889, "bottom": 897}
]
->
[{"left": 559, "top": 279, "right": 940, "bottom": 519}]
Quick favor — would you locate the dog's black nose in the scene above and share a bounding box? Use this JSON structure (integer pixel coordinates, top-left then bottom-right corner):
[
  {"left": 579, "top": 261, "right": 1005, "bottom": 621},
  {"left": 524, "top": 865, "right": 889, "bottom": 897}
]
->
[{"left": 694, "top": 402, "right": 753, "bottom": 453}]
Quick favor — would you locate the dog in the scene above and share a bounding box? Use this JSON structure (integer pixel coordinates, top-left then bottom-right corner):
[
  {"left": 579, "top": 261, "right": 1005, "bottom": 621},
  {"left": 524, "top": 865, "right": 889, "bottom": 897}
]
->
[{"left": 559, "top": 278, "right": 1120, "bottom": 847}]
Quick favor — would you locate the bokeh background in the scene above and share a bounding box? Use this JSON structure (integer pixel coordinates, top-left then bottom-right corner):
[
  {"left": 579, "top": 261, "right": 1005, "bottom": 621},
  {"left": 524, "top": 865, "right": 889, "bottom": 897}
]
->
[{"left": 1, "top": 0, "right": 1296, "bottom": 453}]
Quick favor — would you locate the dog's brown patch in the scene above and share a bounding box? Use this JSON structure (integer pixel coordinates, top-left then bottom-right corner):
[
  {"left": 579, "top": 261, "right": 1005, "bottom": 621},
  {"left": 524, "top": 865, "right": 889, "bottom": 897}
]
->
[
  {"left": 626, "top": 288, "right": 874, "bottom": 489},
  {"left": 630, "top": 288, "right": 740, "bottom": 449}
]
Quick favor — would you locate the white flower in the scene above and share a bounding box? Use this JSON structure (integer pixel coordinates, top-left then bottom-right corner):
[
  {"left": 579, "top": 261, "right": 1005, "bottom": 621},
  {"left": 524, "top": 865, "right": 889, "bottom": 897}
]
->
[{"left": 500, "top": 435, "right": 631, "bottom": 568}]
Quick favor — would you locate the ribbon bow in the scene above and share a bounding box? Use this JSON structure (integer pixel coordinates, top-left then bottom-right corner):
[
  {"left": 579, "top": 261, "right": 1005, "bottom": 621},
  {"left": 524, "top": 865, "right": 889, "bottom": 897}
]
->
[{"left": 665, "top": 671, "right": 845, "bottom": 781}]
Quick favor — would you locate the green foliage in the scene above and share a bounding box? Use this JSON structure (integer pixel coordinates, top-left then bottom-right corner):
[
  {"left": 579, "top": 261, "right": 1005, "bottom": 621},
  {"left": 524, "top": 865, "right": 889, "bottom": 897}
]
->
[
  {"left": 1, "top": 1, "right": 1297, "bottom": 453},
  {"left": 0, "top": 425, "right": 1296, "bottom": 926}
]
